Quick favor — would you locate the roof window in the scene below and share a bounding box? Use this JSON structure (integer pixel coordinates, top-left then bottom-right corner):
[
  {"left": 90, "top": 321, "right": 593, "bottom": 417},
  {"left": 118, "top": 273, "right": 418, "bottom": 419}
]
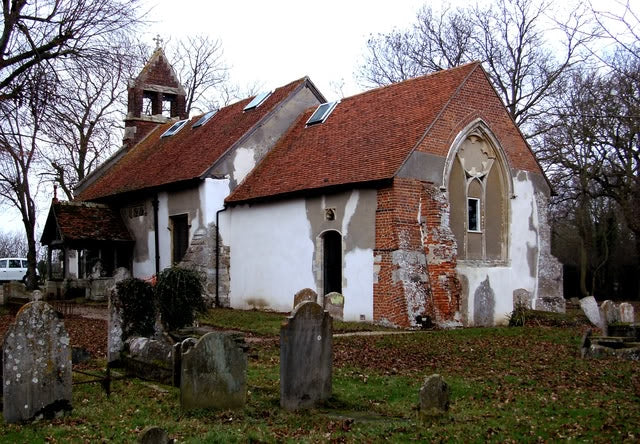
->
[
  {"left": 161, "top": 119, "right": 189, "bottom": 138},
  {"left": 192, "top": 110, "right": 217, "bottom": 128},
  {"left": 243, "top": 91, "right": 272, "bottom": 111},
  {"left": 306, "top": 101, "right": 338, "bottom": 126}
]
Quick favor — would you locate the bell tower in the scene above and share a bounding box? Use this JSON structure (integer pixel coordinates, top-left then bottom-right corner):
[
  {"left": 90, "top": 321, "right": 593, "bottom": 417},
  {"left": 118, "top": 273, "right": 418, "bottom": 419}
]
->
[{"left": 123, "top": 37, "right": 187, "bottom": 149}]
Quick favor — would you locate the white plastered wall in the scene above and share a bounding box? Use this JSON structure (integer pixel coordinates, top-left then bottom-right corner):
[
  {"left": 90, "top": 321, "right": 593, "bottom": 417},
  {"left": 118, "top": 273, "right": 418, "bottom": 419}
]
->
[
  {"left": 130, "top": 178, "right": 231, "bottom": 279},
  {"left": 228, "top": 193, "right": 375, "bottom": 320},
  {"left": 457, "top": 171, "right": 539, "bottom": 325},
  {"left": 229, "top": 199, "right": 316, "bottom": 311}
]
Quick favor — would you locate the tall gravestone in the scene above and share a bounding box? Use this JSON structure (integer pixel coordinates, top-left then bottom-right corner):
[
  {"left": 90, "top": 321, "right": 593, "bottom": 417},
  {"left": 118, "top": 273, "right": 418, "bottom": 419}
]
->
[
  {"left": 2, "top": 301, "right": 72, "bottom": 423},
  {"left": 180, "top": 332, "right": 248, "bottom": 410},
  {"left": 107, "top": 268, "right": 131, "bottom": 364},
  {"left": 280, "top": 301, "right": 332, "bottom": 410}
]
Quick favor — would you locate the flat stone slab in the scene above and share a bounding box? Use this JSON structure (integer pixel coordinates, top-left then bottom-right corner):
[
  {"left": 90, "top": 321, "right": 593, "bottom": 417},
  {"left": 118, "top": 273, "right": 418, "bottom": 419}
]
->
[
  {"left": 2, "top": 301, "right": 72, "bottom": 423},
  {"left": 580, "top": 296, "right": 602, "bottom": 329}
]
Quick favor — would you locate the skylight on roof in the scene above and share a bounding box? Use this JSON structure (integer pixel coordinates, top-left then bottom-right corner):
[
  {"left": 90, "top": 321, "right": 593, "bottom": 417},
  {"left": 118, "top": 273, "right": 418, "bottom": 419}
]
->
[
  {"left": 192, "top": 110, "right": 217, "bottom": 128},
  {"left": 161, "top": 119, "right": 188, "bottom": 138},
  {"left": 243, "top": 90, "right": 272, "bottom": 111},
  {"left": 306, "top": 101, "right": 338, "bottom": 126}
]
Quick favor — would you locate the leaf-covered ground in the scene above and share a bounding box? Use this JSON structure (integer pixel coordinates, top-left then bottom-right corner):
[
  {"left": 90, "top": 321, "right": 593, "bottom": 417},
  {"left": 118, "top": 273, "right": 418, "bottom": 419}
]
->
[{"left": 0, "top": 307, "right": 638, "bottom": 442}]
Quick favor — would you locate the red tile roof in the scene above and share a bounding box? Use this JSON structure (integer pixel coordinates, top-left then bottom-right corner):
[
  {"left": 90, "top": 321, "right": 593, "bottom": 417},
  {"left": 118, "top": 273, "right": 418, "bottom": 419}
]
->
[
  {"left": 41, "top": 201, "right": 132, "bottom": 244},
  {"left": 77, "top": 78, "right": 309, "bottom": 201},
  {"left": 226, "top": 63, "right": 480, "bottom": 204}
]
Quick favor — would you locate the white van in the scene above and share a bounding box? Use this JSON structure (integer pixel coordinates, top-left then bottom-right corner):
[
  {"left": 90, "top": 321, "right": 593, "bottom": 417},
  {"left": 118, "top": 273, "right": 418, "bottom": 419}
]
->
[{"left": 0, "top": 258, "right": 30, "bottom": 282}]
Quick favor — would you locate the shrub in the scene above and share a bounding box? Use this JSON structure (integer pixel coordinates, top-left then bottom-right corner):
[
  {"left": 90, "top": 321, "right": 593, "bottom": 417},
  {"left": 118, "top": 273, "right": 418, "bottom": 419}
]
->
[
  {"left": 508, "top": 302, "right": 528, "bottom": 327},
  {"left": 156, "top": 267, "right": 206, "bottom": 331},
  {"left": 116, "top": 278, "right": 156, "bottom": 338}
]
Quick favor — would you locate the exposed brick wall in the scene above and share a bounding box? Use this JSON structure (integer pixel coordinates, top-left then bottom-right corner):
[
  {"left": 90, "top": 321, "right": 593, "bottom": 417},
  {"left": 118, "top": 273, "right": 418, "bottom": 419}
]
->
[
  {"left": 373, "top": 178, "right": 461, "bottom": 327},
  {"left": 419, "top": 184, "right": 460, "bottom": 322}
]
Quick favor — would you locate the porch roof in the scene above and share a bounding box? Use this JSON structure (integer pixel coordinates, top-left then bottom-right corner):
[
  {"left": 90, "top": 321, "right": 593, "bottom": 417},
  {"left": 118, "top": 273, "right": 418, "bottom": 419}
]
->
[{"left": 41, "top": 200, "right": 133, "bottom": 246}]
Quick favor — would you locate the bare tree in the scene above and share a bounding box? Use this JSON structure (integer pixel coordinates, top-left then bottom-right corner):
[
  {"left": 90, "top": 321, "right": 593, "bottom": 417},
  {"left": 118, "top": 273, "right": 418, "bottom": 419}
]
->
[
  {"left": 41, "top": 43, "right": 142, "bottom": 200},
  {"left": 357, "top": 0, "right": 593, "bottom": 135},
  {"left": 166, "top": 35, "right": 230, "bottom": 115},
  {"left": 0, "top": 0, "right": 144, "bottom": 101},
  {"left": 0, "top": 0, "right": 144, "bottom": 289},
  {"left": 0, "top": 70, "right": 51, "bottom": 288},
  {"left": 0, "top": 230, "right": 28, "bottom": 258}
]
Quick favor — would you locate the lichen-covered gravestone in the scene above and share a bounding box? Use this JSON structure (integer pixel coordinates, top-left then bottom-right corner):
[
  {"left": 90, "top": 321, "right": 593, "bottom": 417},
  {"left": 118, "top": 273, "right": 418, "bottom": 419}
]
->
[
  {"left": 324, "top": 292, "right": 344, "bottom": 321},
  {"left": 2, "top": 301, "right": 72, "bottom": 423},
  {"left": 280, "top": 301, "right": 332, "bottom": 410},
  {"left": 418, "top": 374, "right": 450, "bottom": 421},
  {"left": 601, "top": 300, "right": 619, "bottom": 325},
  {"left": 180, "top": 332, "right": 248, "bottom": 410},
  {"left": 293, "top": 288, "right": 318, "bottom": 309},
  {"left": 619, "top": 303, "right": 635, "bottom": 324}
]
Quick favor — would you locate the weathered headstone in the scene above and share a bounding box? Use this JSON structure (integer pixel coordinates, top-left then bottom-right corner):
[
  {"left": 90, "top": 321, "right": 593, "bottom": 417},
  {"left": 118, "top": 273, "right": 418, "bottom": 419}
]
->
[
  {"left": 580, "top": 296, "right": 603, "bottom": 329},
  {"left": 2, "top": 301, "right": 72, "bottom": 423},
  {"left": 619, "top": 303, "right": 635, "bottom": 324},
  {"left": 324, "top": 292, "right": 344, "bottom": 321},
  {"left": 418, "top": 374, "right": 450, "bottom": 421},
  {"left": 107, "top": 268, "right": 131, "bottom": 363},
  {"left": 513, "top": 288, "right": 532, "bottom": 309},
  {"left": 293, "top": 288, "right": 318, "bottom": 309},
  {"left": 180, "top": 332, "right": 248, "bottom": 410},
  {"left": 138, "top": 426, "right": 170, "bottom": 444},
  {"left": 601, "top": 300, "right": 619, "bottom": 325},
  {"left": 280, "top": 301, "right": 332, "bottom": 410}
]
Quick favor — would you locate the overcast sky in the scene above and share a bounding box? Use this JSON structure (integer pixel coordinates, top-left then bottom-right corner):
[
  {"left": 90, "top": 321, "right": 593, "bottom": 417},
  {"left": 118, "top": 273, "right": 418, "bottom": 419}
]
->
[{"left": 143, "top": 0, "right": 428, "bottom": 100}]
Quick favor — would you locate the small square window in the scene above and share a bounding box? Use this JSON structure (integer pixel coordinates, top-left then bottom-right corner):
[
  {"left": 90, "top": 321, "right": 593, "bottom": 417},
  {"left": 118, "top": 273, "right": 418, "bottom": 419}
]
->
[{"left": 468, "top": 198, "right": 480, "bottom": 232}]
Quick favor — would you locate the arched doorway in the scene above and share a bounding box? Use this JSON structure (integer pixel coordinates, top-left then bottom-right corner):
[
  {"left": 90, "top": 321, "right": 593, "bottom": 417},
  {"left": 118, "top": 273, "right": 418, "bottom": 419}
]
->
[{"left": 323, "top": 230, "right": 342, "bottom": 295}]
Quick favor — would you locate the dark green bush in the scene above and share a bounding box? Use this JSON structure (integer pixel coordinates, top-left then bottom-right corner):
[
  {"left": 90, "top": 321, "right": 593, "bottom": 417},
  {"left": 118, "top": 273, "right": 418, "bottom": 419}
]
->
[
  {"left": 508, "top": 302, "right": 528, "bottom": 327},
  {"left": 156, "top": 267, "right": 206, "bottom": 331},
  {"left": 116, "top": 278, "right": 156, "bottom": 338}
]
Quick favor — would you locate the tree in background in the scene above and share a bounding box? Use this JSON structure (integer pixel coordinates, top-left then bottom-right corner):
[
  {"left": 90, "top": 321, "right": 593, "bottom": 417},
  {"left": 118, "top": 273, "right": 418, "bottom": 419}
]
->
[
  {"left": 0, "top": 69, "right": 52, "bottom": 288},
  {"left": 0, "top": 0, "right": 144, "bottom": 289},
  {"left": 42, "top": 43, "right": 141, "bottom": 200},
  {"left": 357, "top": 0, "right": 593, "bottom": 136},
  {"left": 0, "top": 231, "right": 29, "bottom": 258}
]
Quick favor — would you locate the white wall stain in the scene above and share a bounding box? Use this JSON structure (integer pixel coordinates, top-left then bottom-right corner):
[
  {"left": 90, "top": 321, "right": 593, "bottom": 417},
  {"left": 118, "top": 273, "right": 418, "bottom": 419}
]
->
[{"left": 232, "top": 147, "right": 256, "bottom": 185}]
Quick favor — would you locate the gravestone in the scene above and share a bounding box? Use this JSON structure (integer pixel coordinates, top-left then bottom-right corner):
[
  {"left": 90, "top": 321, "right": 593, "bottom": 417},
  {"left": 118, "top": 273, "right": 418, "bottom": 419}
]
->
[
  {"left": 107, "top": 268, "right": 131, "bottom": 363},
  {"left": 2, "top": 301, "right": 72, "bottom": 423},
  {"left": 418, "top": 374, "right": 450, "bottom": 421},
  {"left": 324, "top": 292, "right": 344, "bottom": 321},
  {"left": 619, "top": 303, "right": 635, "bottom": 324},
  {"left": 280, "top": 301, "right": 332, "bottom": 410},
  {"left": 180, "top": 332, "right": 248, "bottom": 410},
  {"left": 293, "top": 288, "right": 318, "bottom": 309},
  {"left": 601, "top": 300, "right": 619, "bottom": 324},
  {"left": 513, "top": 288, "right": 532, "bottom": 309},
  {"left": 138, "top": 426, "right": 170, "bottom": 444},
  {"left": 580, "top": 296, "right": 603, "bottom": 329}
]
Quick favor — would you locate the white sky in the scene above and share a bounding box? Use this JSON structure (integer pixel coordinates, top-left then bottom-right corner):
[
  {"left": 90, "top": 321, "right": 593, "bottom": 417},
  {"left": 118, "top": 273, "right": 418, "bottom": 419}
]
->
[{"left": 143, "top": 0, "right": 428, "bottom": 100}]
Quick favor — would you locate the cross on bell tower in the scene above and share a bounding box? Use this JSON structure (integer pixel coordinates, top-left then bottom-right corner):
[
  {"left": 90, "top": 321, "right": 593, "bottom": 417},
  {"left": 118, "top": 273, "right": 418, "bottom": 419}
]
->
[{"left": 153, "top": 34, "right": 164, "bottom": 49}]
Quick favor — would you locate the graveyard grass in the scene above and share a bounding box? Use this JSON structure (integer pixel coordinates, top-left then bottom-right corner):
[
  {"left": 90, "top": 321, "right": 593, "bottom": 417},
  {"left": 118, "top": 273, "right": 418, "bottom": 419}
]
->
[{"left": 2, "top": 309, "right": 640, "bottom": 442}]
